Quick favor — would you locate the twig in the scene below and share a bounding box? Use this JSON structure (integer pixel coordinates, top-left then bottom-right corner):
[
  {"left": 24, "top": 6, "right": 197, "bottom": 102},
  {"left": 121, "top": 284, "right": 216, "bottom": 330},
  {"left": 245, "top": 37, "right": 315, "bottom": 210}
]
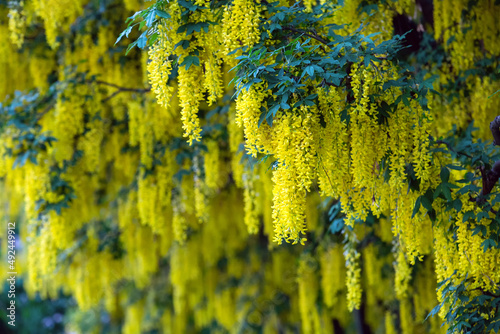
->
[
  {"left": 435, "top": 139, "right": 472, "bottom": 158},
  {"left": 94, "top": 80, "right": 151, "bottom": 102},
  {"left": 282, "top": 26, "right": 330, "bottom": 46},
  {"left": 479, "top": 162, "right": 500, "bottom": 197},
  {"left": 101, "top": 90, "right": 123, "bottom": 103},
  {"left": 38, "top": 80, "right": 151, "bottom": 117},
  {"left": 319, "top": 158, "right": 335, "bottom": 191},
  {"left": 95, "top": 80, "right": 150, "bottom": 93}
]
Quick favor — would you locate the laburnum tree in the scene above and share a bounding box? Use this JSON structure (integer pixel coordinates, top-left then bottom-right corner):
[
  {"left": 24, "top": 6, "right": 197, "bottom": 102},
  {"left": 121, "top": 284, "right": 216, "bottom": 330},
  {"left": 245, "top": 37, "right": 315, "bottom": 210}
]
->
[{"left": 1, "top": 0, "right": 500, "bottom": 333}]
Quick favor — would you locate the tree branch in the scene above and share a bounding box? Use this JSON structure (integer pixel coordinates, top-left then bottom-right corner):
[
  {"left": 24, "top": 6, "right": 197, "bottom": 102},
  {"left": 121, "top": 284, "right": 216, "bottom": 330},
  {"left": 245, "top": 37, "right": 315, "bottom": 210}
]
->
[
  {"left": 94, "top": 80, "right": 151, "bottom": 102},
  {"left": 470, "top": 116, "right": 500, "bottom": 205},
  {"left": 478, "top": 117, "right": 500, "bottom": 197},
  {"left": 479, "top": 161, "right": 500, "bottom": 197},
  {"left": 435, "top": 139, "right": 472, "bottom": 158},
  {"left": 490, "top": 116, "right": 500, "bottom": 146},
  {"left": 95, "top": 80, "right": 150, "bottom": 93},
  {"left": 456, "top": 117, "right": 500, "bottom": 206},
  {"left": 282, "top": 26, "right": 330, "bottom": 46},
  {"left": 37, "top": 80, "right": 151, "bottom": 119}
]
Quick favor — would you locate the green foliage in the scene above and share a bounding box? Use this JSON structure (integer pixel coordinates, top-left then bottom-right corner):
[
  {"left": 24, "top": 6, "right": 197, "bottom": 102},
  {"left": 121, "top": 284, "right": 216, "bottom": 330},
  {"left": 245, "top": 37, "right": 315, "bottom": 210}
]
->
[
  {"left": 3, "top": 0, "right": 500, "bottom": 332},
  {"left": 231, "top": 1, "right": 416, "bottom": 127},
  {"left": 428, "top": 273, "right": 500, "bottom": 333},
  {"left": 116, "top": 1, "right": 171, "bottom": 54},
  {"left": 115, "top": 1, "right": 500, "bottom": 331}
]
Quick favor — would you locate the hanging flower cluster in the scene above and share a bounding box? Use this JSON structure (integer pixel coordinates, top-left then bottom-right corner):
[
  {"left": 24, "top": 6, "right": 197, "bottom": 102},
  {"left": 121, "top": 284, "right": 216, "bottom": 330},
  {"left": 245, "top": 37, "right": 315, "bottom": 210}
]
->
[{"left": 0, "top": 0, "right": 499, "bottom": 333}]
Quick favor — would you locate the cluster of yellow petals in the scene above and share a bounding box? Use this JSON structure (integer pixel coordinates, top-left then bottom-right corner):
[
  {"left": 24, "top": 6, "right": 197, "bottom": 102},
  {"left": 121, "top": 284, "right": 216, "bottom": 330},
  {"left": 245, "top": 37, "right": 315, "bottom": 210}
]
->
[
  {"left": 148, "top": 40, "right": 174, "bottom": 109},
  {"left": 203, "top": 140, "right": 222, "bottom": 190},
  {"left": 271, "top": 108, "right": 319, "bottom": 244},
  {"left": 221, "top": 0, "right": 261, "bottom": 63},
  {"left": 345, "top": 238, "right": 362, "bottom": 311},
  {"left": 227, "top": 104, "right": 245, "bottom": 187},
  {"left": 297, "top": 256, "right": 322, "bottom": 334},
  {"left": 178, "top": 65, "right": 204, "bottom": 145},
  {"left": 394, "top": 248, "right": 412, "bottom": 299},
  {"left": 242, "top": 169, "right": 260, "bottom": 234},
  {"left": 33, "top": 0, "right": 86, "bottom": 48},
  {"left": 1, "top": 0, "right": 500, "bottom": 332},
  {"left": 320, "top": 245, "right": 345, "bottom": 308},
  {"left": 235, "top": 84, "right": 273, "bottom": 157},
  {"left": 8, "top": 2, "right": 25, "bottom": 49}
]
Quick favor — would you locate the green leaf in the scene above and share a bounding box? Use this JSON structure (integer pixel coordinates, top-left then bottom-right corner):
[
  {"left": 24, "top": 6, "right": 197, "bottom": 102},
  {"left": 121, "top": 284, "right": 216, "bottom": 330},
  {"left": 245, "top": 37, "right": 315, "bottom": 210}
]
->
[
  {"left": 421, "top": 193, "right": 433, "bottom": 211},
  {"left": 412, "top": 196, "right": 421, "bottom": 218},
  {"left": 453, "top": 198, "right": 462, "bottom": 212},
  {"left": 14, "top": 151, "right": 29, "bottom": 168},
  {"left": 476, "top": 211, "right": 490, "bottom": 223},
  {"left": 268, "top": 104, "right": 280, "bottom": 117},
  {"left": 440, "top": 166, "right": 450, "bottom": 183},
  {"left": 329, "top": 218, "right": 344, "bottom": 234},
  {"left": 426, "top": 303, "right": 442, "bottom": 321},
  {"left": 481, "top": 239, "right": 497, "bottom": 252},
  {"left": 266, "top": 112, "right": 274, "bottom": 127},
  {"left": 125, "top": 41, "right": 137, "bottom": 55},
  {"left": 115, "top": 26, "right": 133, "bottom": 45},
  {"left": 145, "top": 10, "right": 156, "bottom": 27},
  {"left": 305, "top": 65, "right": 314, "bottom": 77},
  {"left": 269, "top": 23, "right": 281, "bottom": 33},
  {"left": 433, "top": 184, "right": 442, "bottom": 200},
  {"left": 174, "top": 40, "right": 191, "bottom": 50},
  {"left": 458, "top": 294, "right": 470, "bottom": 303},
  {"left": 148, "top": 33, "right": 159, "bottom": 46},
  {"left": 463, "top": 211, "right": 475, "bottom": 223},
  {"left": 471, "top": 225, "right": 483, "bottom": 236},
  {"left": 258, "top": 107, "right": 267, "bottom": 127},
  {"left": 178, "top": 0, "right": 199, "bottom": 12},
  {"left": 177, "top": 22, "right": 210, "bottom": 36},
  {"left": 360, "top": 4, "right": 378, "bottom": 15},
  {"left": 174, "top": 169, "right": 191, "bottom": 182},
  {"left": 328, "top": 202, "right": 341, "bottom": 220},
  {"left": 137, "top": 32, "right": 148, "bottom": 49},
  {"left": 180, "top": 55, "right": 200, "bottom": 70},
  {"left": 280, "top": 102, "right": 290, "bottom": 110},
  {"left": 155, "top": 9, "right": 170, "bottom": 19},
  {"left": 447, "top": 164, "right": 465, "bottom": 170}
]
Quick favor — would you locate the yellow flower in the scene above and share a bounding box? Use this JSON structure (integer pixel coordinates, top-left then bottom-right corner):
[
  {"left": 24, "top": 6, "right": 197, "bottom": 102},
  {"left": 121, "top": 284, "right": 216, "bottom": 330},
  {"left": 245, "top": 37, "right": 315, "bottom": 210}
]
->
[
  {"left": 8, "top": 5, "right": 25, "bottom": 49},
  {"left": 178, "top": 65, "right": 203, "bottom": 145}
]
